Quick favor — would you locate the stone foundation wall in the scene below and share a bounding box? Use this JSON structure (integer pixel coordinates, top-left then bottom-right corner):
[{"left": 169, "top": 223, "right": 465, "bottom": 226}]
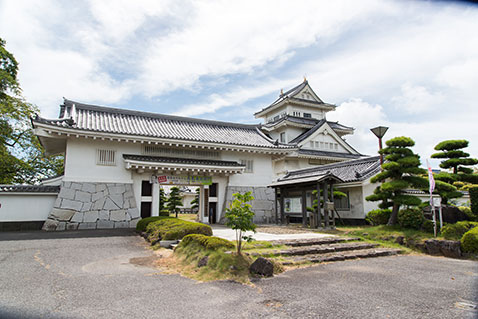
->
[
  {"left": 221, "top": 186, "right": 276, "bottom": 224},
  {"left": 42, "top": 182, "right": 140, "bottom": 231}
]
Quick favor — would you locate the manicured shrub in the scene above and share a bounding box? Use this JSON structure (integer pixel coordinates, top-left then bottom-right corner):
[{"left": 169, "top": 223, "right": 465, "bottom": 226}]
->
[
  {"left": 458, "top": 206, "right": 477, "bottom": 222},
  {"left": 461, "top": 227, "right": 478, "bottom": 253},
  {"left": 146, "top": 218, "right": 212, "bottom": 242},
  {"left": 421, "top": 219, "right": 435, "bottom": 234},
  {"left": 441, "top": 221, "right": 478, "bottom": 240},
  {"left": 397, "top": 208, "right": 424, "bottom": 229},
  {"left": 366, "top": 209, "right": 391, "bottom": 225},
  {"left": 180, "top": 234, "right": 234, "bottom": 250},
  {"left": 471, "top": 187, "right": 478, "bottom": 215},
  {"left": 159, "top": 209, "right": 170, "bottom": 217},
  {"left": 136, "top": 216, "right": 168, "bottom": 232}
]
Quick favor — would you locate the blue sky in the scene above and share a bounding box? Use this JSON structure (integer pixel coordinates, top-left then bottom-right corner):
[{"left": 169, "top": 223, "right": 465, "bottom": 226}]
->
[{"left": 1, "top": 0, "right": 477, "bottom": 168}]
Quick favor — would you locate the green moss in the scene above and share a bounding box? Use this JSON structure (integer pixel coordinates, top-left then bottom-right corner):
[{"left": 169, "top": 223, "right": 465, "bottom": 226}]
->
[
  {"left": 180, "top": 234, "right": 234, "bottom": 250},
  {"left": 145, "top": 218, "right": 212, "bottom": 242},
  {"left": 461, "top": 227, "right": 478, "bottom": 253},
  {"left": 136, "top": 216, "right": 169, "bottom": 232}
]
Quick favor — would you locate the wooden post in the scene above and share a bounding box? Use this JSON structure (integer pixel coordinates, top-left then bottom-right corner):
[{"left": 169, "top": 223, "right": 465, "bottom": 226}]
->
[
  {"left": 323, "top": 180, "right": 329, "bottom": 228},
  {"left": 330, "top": 181, "right": 335, "bottom": 227},
  {"left": 317, "top": 182, "right": 322, "bottom": 228},
  {"left": 301, "top": 189, "right": 307, "bottom": 227},
  {"left": 280, "top": 188, "right": 285, "bottom": 225},
  {"left": 274, "top": 188, "right": 279, "bottom": 224}
]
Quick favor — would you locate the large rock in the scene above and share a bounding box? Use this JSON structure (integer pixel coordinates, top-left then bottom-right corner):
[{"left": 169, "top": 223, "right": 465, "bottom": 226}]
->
[
  {"left": 50, "top": 208, "right": 76, "bottom": 221},
  {"left": 42, "top": 219, "right": 59, "bottom": 231},
  {"left": 61, "top": 199, "right": 83, "bottom": 211},
  {"left": 249, "top": 257, "right": 274, "bottom": 277},
  {"left": 425, "top": 239, "right": 461, "bottom": 258}
]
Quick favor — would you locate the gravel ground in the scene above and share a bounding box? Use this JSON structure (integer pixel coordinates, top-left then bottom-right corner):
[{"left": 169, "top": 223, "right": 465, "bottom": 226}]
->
[{"left": 0, "top": 229, "right": 476, "bottom": 319}]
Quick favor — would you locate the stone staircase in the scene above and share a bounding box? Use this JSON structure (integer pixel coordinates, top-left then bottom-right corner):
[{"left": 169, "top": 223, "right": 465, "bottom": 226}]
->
[{"left": 253, "top": 237, "right": 402, "bottom": 266}]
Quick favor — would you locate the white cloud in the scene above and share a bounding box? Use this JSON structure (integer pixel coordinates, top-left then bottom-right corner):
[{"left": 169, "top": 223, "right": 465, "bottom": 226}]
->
[{"left": 391, "top": 83, "right": 444, "bottom": 115}]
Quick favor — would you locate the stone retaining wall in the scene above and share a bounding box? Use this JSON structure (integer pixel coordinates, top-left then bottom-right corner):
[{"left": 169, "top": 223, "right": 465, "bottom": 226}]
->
[
  {"left": 220, "top": 186, "right": 276, "bottom": 224},
  {"left": 42, "top": 182, "right": 140, "bottom": 231}
]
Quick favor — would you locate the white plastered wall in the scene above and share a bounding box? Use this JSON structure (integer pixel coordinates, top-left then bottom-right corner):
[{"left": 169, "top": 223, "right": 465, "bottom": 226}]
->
[{"left": 0, "top": 194, "right": 56, "bottom": 222}]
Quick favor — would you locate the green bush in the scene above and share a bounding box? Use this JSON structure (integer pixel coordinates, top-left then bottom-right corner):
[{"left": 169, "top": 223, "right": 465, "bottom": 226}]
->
[
  {"left": 397, "top": 208, "right": 424, "bottom": 229},
  {"left": 421, "top": 219, "right": 435, "bottom": 233},
  {"left": 136, "top": 216, "right": 169, "bottom": 232},
  {"left": 159, "top": 209, "right": 170, "bottom": 217},
  {"left": 146, "top": 218, "right": 212, "bottom": 242},
  {"left": 441, "top": 221, "right": 478, "bottom": 240},
  {"left": 461, "top": 227, "right": 478, "bottom": 253},
  {"left": 470, "top": 187, "right": 478, "bottom": 214},
  {"left": 180, "top": 234, "right": 234, "bottom": 250},
  {"left": 459, "top": 206, "right": 477, "bottom": 221},
  {"left": 366, "top": 209, "right": 391, "bottom": 225}
]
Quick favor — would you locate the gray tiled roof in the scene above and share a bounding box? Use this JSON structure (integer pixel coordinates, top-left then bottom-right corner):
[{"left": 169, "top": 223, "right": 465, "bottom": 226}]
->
[
  {"left": 123, "top": 155, "right": 245, "bottom": 167},
  {"left": 33, "top": 99, "right": 294, "bottom": 149},
  {"left": 254, "top": 81, "right": 336, "bottom": 116},
  {"left": 0, "top": 185, "right": 60, "bottom": 193},
  {"left": 262, "top": 115, "right": 354, "bottom": 133},
  {"left": 298, "top": 149, "right": 362, "bottom": 159},
  {"left": 276, "top": 156, "right": 381, "bottom": 185}
]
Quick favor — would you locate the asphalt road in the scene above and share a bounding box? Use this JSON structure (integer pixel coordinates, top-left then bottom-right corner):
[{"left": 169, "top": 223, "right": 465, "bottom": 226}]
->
[{"left": 0, "top": 229, "right": 476, "bottom": 319}]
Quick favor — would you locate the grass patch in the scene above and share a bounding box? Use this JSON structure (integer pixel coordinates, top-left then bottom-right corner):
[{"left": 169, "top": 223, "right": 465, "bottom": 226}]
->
[
  {"left": 145, "top": 217, "right": 212, "bottom": 242},
  {"left": 177, "top": 213, "right": 198, "bottom": 222},
  {"left": 174, "top": 241, "right": 252, "bottom": 283}
]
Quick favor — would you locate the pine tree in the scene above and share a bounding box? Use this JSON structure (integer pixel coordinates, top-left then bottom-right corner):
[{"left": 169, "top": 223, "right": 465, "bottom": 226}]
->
[
  {"left": 190, "top": 188, "right": 200, "bottom": 211},
  {"left": 366, "top": 136, "right": 428, "bottom": 225},
  {"left": 431, "top": 140, "right": 478, "bottom": 184},
  {"left": 166, "top": 187, "right": 183, "bottom": 218},
  {"left": 159, "top": 187, "right": 167, "bottom": 211}
]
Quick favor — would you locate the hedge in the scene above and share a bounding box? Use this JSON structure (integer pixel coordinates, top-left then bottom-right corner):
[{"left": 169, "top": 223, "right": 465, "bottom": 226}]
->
[
  {"left": 366, "top": 209, "right": 391, "bottom": 225},
  {"left": 136, "top": 216, "right": 169, "bottom": 232},
  {"left": 398, "top": 208, "right": 424, "bottom": 230},
  {"left": 470, "top": 187, "right": 478, "bottom": 215},
  {"left": 461, "top": 227, "right": 478, "bottom": 253},
  {"left": 180, "top": 234, "right": 234, "bottom": 250},
  {"left": 441, "top": 221, "right": 478, "bottom": 240},
  {"left": 145, "top": 218, "right": 212, "bottom": 241}
]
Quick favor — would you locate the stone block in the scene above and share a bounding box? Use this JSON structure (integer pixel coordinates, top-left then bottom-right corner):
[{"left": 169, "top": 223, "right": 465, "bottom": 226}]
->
[
  {"left": 251, "top": 200, "right": 273, "bottom": 211},
  {"left": 78, "top": 223, "right": 96, "bottom": 230},
  {"left": 59, "top": 187, "right": 76, "bottom": 200},
  {"left": 124, "top": 190, "right": 134, "bottom": 199},
  {"left": 108, "top": 184, "right": 126, "bottom": 195},
  {"left": 128, "top": 197, "right": 137, "bottom": 208},
  {"left": 109, "top": 194, "right": 124, "bottom": 208},
  {"left": 110, "top": 210, "right": 126, "bottom": 221},
  {"left": 66, "top": 223, "right": 79, "bottom": 230},
  {"left": 129, "top": 218, "right": 139, "bottom": 228},
  {"left": 71, "top": 212, "right": 84, "bottom": 223},
  {"left": 125, "top": 213, "right": 131, "bottom": 221},
  {"left": 42, "top": 219, "right": 59, "bottom": 231},
  {"left": 92, "top": 191, "right": 104, "bottom": 202},
  {"left": 104, "top": 198, "right": 120, "bottom": 210},
  {"left": 83, "top": 211, "right": 99, "bottom": 223},
  {"left": 57, "top": 222, "right": 66, "bottom": 231},
  {"left": 125, "top": 184, "right": 133, "bottom": 192},
  {"left": 50, "top": 208, "right": 76, "bottom": 221},
  {"left": 114, "top": 221, "right": 129, "bottom": 228},
  {"left": 97, "top": 220, "right": 114, "bottom": 229},
  {"left": 96, "top": 183, "right": 107, "bottom": 192},
  {"left": 249, "top": 257, "right": 274, "bottom": 277},
  {"left": 71, "top": 182, "right": 82, "bottom": 190},
  {"left": 63, "top": 181, "right": 71, "bottom": 188},
  {"left": 81, "top": 202, "right": 92, "bottom": 212},
  {"left": 81, "top": 182, "right": 96, "bottom": 193},
  {"left": 128, "top": 208, "right": 140, "bottom": 219},
  {"left": 54, "top": 197, "right": 62, "bottom": 208},
  {"left": 75, "top": 190, "right": 91, "bottom": 203},
  {"left": 99, "top": 210, "right": 109, "bottom": 220},
  {"left": 93, "top": 198, "right": 106, "bottom": 210},
  {"left": 61, "top": 199, "right": 83, "bottom": 211}
]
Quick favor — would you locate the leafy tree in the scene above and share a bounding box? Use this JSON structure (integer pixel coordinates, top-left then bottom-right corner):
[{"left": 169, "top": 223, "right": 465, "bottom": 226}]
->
[
  {"left": 431, "top": 140, "right": 478, "bottom": 183},
  {"left": 166, "top": 187, "right": 183, "bottom": 218},
  {"left": 366, "top": 136, "right": 428, "bottom": 225},
  {"left": 0, "top": 38, "right": 63, "bottom": 184},
  {"left": 159, "top": 187, "right": 167, "bottom": 211},
  {"left": 225, "top": 191, "right": 256, "bottom": 255},
  {"left": 191, "top": 188, "right": 200, "bottom": 211}
]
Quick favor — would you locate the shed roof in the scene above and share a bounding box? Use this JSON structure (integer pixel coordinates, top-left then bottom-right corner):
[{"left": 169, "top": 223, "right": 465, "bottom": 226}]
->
[{"left": 0, "top": 185, "right": 60, "bottom": 193}]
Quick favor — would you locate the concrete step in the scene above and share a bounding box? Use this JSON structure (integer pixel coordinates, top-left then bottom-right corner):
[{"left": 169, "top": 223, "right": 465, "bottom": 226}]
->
[
  {"left": 271, "top": 237, "right": 360, "bottom": 247},
  {"left": 260, "top": 242, "right": 379, "bottom": 257},
  {"left": 281, "top": 248, "right": 402, "bottom": 265}
]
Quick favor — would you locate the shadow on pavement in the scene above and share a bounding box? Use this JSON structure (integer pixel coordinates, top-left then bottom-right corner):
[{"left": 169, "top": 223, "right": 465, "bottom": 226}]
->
[{"left": 0, "top": 228, "right": 137, "bottom": 242}]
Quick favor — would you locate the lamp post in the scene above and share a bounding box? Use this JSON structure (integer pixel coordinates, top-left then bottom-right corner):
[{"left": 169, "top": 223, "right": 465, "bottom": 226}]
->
[{"left": 370, "top": 126, "right": 389, "bottom": 167}]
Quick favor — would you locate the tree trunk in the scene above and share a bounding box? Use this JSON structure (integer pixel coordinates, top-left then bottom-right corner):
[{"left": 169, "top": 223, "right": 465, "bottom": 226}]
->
[{"left": 387, "top": 203, "right": 400, "bottom": 225}]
